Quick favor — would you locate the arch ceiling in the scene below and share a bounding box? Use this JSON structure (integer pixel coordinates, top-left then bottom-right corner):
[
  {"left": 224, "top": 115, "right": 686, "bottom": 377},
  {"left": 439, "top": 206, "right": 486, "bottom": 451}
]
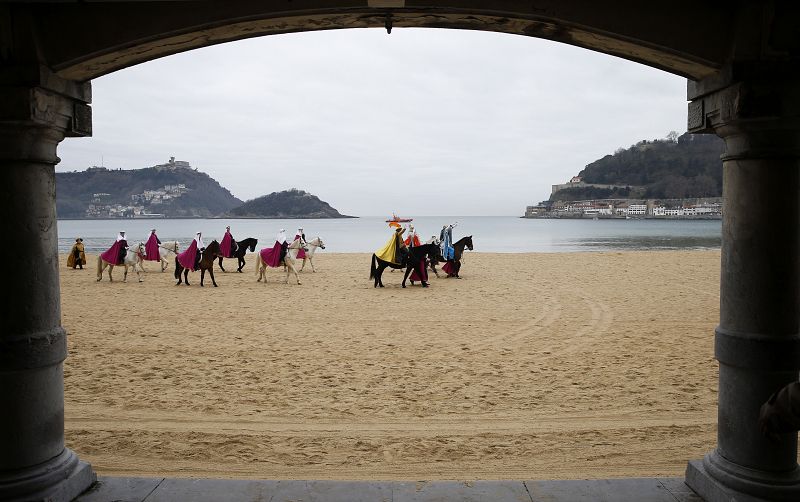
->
[{"left": 8, "top": 1, "right": 740, "bottom": 82}]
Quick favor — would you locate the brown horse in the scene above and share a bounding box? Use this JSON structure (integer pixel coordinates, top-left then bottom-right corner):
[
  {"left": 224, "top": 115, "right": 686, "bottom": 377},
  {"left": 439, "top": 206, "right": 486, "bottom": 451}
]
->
[{"left": 174, "top": 240, "right": 221, "bottom": 287}]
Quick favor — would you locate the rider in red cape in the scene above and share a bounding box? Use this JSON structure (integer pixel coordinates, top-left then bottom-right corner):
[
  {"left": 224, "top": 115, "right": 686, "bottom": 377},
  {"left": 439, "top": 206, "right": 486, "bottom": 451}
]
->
[
  {"left": 220, "top": 226, "right": 236, "bottom": 258},
  {"left": 177, "top": 232, "right": 204, "bottom": 271},
  {"left": 405, "top": 224, "right": 427, "bottom": 282},
  {"left": 144, "top": 229, "right": 161, "bottom": 261},
  {"left": 294, "top": 227, "right": 307, "bottom": 260},
  {"left": 100, "top": 231, "right": 128, "bottom": 265},
  {"left": 260, "top": 229, "right": 287, "bottom": 267}
]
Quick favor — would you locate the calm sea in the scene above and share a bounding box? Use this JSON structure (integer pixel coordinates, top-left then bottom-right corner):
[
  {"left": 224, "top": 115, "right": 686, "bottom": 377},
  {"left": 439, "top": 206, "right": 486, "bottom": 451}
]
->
[{"left": 57, "top": 216, "right": 721, "bottom": 254}]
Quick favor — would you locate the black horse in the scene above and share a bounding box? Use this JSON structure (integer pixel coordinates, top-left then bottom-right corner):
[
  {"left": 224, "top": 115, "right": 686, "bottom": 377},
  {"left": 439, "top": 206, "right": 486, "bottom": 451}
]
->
[
  {"left": 217, "top": 237, "right": 258, "bottom": 273},
  {"left": 370, "top": 243, "right": 439, "bottom": 288},
  {"left": 431, "top": 235, "right": 473, "bottom": 278},
  {"left": 175, "top": 240, "right": 221, "bottom": 287}
]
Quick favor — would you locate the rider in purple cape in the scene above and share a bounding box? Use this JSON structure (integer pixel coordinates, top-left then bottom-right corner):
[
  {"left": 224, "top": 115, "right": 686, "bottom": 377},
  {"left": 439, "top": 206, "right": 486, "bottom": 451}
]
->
[
  {"left": 259, "top": 229, "right": 288, "bottom": 268},
  {"left": 177, "top": 232, "right": 204, "bottom": 271},
  {"left": 220, "top": 226, "right": 236, "bottom": 258},
  {"left": 100, "top": 231, "right": 128, "bottom": 265},
  {"left": 144, "top": 229, "right": 161, "bottom": 261}
]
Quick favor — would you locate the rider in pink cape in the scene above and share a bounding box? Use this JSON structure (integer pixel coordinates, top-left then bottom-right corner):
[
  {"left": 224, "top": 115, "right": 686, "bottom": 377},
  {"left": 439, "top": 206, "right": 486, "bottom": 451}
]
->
[
  {"left": 144, "top": 229, "right": 161, "bottom": 261},
  {"left": 220, "top": 226, "right": 236, "bottom": 258},
  {"left": 294, "top": 227, "right": 307, "bottom": 260},
  {"left": 100, "top": 231, "right": 128, "bottom": 265},
  {"left": 177, "top": 232, "right": 203, "bottom": 271},
  {"left": 260, "top": 229, "right": 287, "bottom": 268}
]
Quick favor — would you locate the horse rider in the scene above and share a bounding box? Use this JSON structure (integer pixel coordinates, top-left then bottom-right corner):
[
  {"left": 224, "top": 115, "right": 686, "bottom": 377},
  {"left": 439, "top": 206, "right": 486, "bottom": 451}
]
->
[
  {"left": 440, "top": 222, "right": 457, "bottom": 261},
  {"left": 193, "top": 232, "right": 205, "bottom": 271},
  {"left": 144, "top": 229, "right": 161, "bottom": 262},
  {"left": 100, "top": 231, "right": 128, "bottom": 265},
  {"left": 294, "top": 227, "right": 307, "bottom": 261},
  {"left": 375, "top": 225, "right": 407, "bottom": 266},
  {"left": 404, "top": 223, "right": 421, "bottom": 248},
  {"left": 220, "top": 225, "right": 237, "bottom": 259},
  {"left": 276, "top": 229, "right": 288, "bottom": 263}
]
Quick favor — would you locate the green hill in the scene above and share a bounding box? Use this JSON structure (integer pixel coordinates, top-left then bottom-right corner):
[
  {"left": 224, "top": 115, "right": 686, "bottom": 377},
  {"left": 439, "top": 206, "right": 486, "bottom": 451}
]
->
[
  {"left": 229, "top": 189, "right": 353, "bottom": 218},
  {"left": 56, "top": 161, "right": 242, "bottom": 218},
  {"left": 551, "top": 132, "right": 724, "bottom": 201}
]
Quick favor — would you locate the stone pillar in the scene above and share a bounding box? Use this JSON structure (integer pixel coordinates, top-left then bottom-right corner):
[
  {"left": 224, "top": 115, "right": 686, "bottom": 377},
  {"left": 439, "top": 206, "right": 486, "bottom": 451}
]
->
[
  {"left": 685, "top": 70, "right": 800, "bottom": 501},
  {"left": 0, "top": 68, "right": 95, "bottom": 501}
]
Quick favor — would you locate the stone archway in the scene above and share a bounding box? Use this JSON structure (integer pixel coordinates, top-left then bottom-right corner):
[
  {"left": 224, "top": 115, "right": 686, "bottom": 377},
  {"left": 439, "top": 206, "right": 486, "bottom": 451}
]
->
[{"left": 1, "top": 2, "right": 798, "bottom": 501}]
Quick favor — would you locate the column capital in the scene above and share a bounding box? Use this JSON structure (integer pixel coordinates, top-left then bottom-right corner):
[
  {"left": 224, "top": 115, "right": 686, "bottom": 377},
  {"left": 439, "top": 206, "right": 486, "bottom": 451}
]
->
[
  {"left": 687, "top": 64, "right": 800, "bottom": 156},
  {"left": 0, "top": 67, "right": 92, "bottom": 164}
]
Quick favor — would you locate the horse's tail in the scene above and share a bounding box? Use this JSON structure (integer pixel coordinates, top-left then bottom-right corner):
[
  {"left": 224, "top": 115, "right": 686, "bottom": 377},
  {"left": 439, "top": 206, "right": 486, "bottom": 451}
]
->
[
  {"left": 369, "top": 254, "right": 377, "bottom": 279},
  {"left": 174, "top": 257, "right": 181, "bottom": 279}
]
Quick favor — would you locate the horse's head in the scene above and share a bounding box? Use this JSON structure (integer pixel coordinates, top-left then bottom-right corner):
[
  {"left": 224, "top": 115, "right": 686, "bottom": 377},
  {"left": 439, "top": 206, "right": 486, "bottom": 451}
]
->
[
  {"left": 465, "top": 235, "right": 474, "bottom": 251},
  {"left": 206, "top": 240, "right": 221, "bottom": 257},
  {"left": 248, "top": 239, "right": 257, "bottom": 252},
  {"left": 314, "top": 237, "right": 325, "bottom": 249},
  {"left": 289, "top": 237, "right": 308, "bottom": 252}
]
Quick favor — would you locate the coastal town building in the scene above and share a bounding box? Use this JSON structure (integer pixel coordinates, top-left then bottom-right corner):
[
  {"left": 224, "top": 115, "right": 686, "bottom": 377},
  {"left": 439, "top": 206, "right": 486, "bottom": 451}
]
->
[{"left": 525, "top": 198, "right": 722, "bottom": 219}]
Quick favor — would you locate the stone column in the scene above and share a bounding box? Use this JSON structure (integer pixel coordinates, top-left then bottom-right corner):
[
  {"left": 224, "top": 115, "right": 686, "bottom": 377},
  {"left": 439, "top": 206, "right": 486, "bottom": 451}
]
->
[
  {"left": 685, "top": 72, "right": 800, "bottom": 501},
  {"left": 0, "top": 69, "right": 95, "bottom": 501}
]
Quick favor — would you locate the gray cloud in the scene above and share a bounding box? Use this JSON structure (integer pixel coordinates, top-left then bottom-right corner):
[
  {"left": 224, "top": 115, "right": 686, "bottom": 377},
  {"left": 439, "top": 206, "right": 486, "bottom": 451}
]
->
[{"left": 56, "top": 28, "right": 688, "bottom": 216}]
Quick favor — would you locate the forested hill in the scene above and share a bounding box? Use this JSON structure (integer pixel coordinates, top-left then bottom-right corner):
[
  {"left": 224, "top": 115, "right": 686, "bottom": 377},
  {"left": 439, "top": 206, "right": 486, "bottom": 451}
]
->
[
  {"left": 56, "top": 164, "right": 242, "bottom": 218},
  {"left": 551, "top": 132, "right": 725, "bottom": 201},
  {"left": 229, "top": 189, "right": 353, "bottom": 218}
]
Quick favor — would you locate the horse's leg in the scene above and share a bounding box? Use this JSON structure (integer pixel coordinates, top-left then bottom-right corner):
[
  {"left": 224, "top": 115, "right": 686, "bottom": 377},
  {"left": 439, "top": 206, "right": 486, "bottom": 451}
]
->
[
  {"left": 291, "top": 263, "right": 301, "bottom": 285},
  {"left": 209, "top": 267, "right": 218, "bottom": 287},
  {"left": 377, "top": 265, "right": 385, "bottom": 288},
  {"left": 183, "top": 269, "right": 190, "bottom": 286},
  {"left": 108, "top": 264, "right": 114, "bottom": 282},
  {"left": 200, "top": 269, "right": 205, "bottom": 287},
  {"left": 402, "top": 266, "right": 413, "bottom": 288},
  {"left": 161, "top": 257, "right": 168, "bottom": 272},
  {"left": 309, "top": 256, "right": 316, "bottom": 273},
  {"left": 237, "top": 256, "right": 244, "bottom": 273},
  {"left": 217, "top": 256, "right": 225, "bottom": 272}
]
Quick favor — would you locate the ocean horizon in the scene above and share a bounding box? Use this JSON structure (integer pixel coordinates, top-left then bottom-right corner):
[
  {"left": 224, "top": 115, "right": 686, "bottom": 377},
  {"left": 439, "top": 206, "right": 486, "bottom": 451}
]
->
[{"left": 57, "top": 216, "right": 722, "bottom": 255}]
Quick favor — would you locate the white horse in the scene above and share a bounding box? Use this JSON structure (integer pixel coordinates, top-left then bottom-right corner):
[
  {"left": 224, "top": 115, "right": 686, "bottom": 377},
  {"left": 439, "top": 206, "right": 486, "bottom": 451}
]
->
[
  {"left": 255, "top": 237, "right": 307, "bottom": 285},
  {"left": 298, "top": 236, "right": 325, "bottom": 272},
  {"left": 96, "top": 242, "right": 146, "bottom": 282},
  {"left": 156, "top": 240, "right": 180, "bottom": 272}
]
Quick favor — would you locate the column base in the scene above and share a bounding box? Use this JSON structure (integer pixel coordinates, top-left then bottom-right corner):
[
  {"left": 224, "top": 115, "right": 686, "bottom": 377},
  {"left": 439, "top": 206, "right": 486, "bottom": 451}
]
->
[
  {"left": 0, "top": 448, "right": 96, "bottom": 502},
  {"left": 686, "top": 451, "right": 800, "bottom": 502}
]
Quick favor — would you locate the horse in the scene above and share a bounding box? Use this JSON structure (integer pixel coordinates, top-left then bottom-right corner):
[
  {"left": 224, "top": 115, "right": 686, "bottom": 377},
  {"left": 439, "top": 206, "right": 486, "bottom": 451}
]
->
[
  {"left": 298, "top": 236, "right": 325, "bottom": 272},
  {"left": 156, "top": 240, "right": 180, "bottom": 272},
  {"left": 370, "top": 242, "right": 439, "bottom": 288},
  {"left": 431, "top": 235, "right": 473, "bottom": 279},
  {"left": 96, "top": 242, "right": 146, "bottom": 283},
  {"left": 174, "top": 240, "right": 221, "bottom": 287},
  {"left": 255, "top": 237, "right": 307, "bottom": 285},
  {"left": 217, "top": 237, "right": 258, "bottom": 273}
]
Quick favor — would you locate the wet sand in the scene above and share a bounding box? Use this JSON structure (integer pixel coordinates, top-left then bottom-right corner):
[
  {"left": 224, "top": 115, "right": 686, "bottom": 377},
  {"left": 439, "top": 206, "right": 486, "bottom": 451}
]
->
[{"left": 60, "top": 250, "right": 721, "bottom": 480}]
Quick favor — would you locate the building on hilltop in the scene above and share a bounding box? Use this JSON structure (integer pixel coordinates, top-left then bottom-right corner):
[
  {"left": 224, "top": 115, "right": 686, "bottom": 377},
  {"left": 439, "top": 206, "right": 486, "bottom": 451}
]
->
[{"left": 152, "top": 156, "right": 191, "bottom": 170}]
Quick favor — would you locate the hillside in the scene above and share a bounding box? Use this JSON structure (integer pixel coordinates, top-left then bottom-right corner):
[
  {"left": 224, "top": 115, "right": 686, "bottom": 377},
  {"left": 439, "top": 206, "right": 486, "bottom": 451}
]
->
[
  {"left": 229, "top": 189, "right": 353, "bottom": 218},
  {"left": 550, "top": 132, "right": 724, "bottom": 201},
  {"left": 56, "top": 159, "right": 242, "bottom": 218}
]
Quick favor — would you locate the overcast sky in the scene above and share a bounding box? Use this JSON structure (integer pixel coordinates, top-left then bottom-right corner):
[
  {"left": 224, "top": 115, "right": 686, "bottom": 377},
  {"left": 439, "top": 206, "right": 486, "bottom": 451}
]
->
[{"left": 56, "top": 28, "right": 688, "bottom": 217}]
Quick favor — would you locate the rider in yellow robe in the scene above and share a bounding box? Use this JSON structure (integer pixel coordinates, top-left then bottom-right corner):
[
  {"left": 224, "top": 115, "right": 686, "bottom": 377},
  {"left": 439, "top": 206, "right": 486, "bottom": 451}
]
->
[{"left": 375, "top": 226, "right": 406, "bottom": 265}]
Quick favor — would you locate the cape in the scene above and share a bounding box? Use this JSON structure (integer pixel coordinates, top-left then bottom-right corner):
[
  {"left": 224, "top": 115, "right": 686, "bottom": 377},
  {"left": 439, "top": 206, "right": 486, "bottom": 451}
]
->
[{"left": 144, "top": 234, "right": 160, "bottom": 261}]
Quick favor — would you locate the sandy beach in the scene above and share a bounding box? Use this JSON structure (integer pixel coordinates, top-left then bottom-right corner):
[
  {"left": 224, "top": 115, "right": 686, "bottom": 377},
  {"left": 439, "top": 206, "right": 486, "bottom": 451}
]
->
[{"left": 60, "top": 250, "right": 721, "bottom": 480}]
